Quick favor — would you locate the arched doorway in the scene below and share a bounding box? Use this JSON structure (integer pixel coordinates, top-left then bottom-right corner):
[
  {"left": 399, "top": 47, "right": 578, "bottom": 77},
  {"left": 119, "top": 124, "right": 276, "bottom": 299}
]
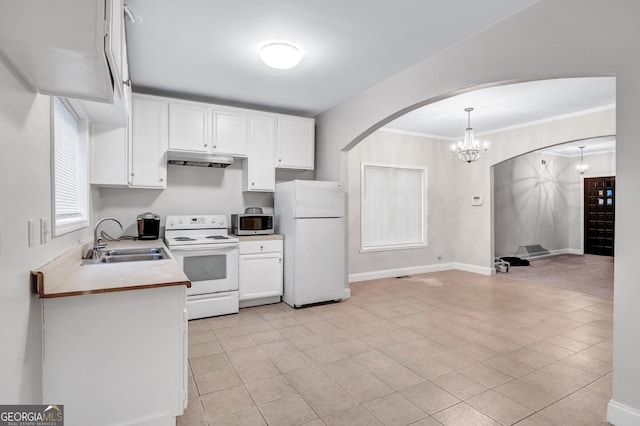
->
[
  {"left": 345, "top": 77, "right": 615, "bottom": 282},
  {"left": 492, "top": 136, "right": 616, "bottom": 299}
]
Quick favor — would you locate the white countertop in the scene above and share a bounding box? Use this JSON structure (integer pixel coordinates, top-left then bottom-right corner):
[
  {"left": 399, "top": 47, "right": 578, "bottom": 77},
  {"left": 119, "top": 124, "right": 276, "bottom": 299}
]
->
[
  {"left": 235, "top": 234, "right": 284, "bottom": 241},
  {"left": 32, "top": 239, "right": 190, "bottom": 298}
]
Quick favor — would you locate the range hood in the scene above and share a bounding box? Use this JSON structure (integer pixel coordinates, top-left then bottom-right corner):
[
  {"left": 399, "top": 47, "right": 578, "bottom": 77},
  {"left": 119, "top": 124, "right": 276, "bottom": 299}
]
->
[{"left": 167, "top": 149, "right": 234, "bottom": 168}]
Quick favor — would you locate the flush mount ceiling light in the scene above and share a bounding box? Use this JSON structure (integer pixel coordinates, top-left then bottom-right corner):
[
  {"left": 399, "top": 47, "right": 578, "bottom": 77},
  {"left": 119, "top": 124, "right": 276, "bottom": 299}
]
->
[
  {"left": 575, "top": 146, "right": 591, "bottom": 175},
  {"left": 451, "top": 107, "right": 489, "bottom": 164},
  {"left": 259, "top": 42, "right": 303, "bottom": 70}
]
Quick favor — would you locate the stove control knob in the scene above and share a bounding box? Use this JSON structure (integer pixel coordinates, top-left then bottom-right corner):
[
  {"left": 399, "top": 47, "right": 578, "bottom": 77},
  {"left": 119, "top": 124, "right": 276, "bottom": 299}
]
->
[{"left": 179, "top": 219, "right": 183, "bottom": 225}]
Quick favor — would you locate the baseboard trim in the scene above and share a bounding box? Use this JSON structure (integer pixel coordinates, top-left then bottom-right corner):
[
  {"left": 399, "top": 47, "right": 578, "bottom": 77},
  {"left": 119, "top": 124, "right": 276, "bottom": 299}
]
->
[
  {"left": 349, "top": 263, "right": 456, "bottom": 283},
  {"left": 239, "top": 296, "right": 281, "bottom": 308},
  {"left": 452, "top": 262, "right": 494, "bottom": 276},
  {"left": 348, "top": 262, "right": 498, "bottom": 282},
  {"left": 498, "top": 248, "right": 584, "bottom": 260},
  {"left": 607, "top": 399, "right": 640, "bottom": 425}
]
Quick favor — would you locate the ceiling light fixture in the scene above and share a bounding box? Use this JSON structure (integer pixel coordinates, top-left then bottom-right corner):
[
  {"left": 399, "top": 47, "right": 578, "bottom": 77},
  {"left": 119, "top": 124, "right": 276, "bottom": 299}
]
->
[
  {"left": 575, "top": 146, "right": 591, "bottom": 175},
  {"left": 259, "top": 42, "right": 303, "bottom": 70},
  {"left": 451, "top": 107, "right": 489, "bottom": 164}
]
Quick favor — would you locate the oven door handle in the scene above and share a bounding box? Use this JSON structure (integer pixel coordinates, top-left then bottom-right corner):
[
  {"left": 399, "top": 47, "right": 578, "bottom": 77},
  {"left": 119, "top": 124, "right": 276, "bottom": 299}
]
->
[{"left": 169, "top": 243, "right": 239, "bottom": 251}]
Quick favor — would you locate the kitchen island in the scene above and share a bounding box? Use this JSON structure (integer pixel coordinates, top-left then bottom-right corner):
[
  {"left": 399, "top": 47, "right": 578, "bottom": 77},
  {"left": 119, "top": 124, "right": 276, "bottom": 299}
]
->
[{"left": 32, "top": 240, "right": 190, "bottom": 426}]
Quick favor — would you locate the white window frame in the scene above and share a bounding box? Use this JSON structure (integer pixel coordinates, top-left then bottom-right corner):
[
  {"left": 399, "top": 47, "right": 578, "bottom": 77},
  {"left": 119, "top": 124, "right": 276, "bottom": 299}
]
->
[
  {"left": 360, "top": 162, "right": 428, "bottom": 253},
  {"left": 51, "top": 97, "right": 89, "bottom": 237}
]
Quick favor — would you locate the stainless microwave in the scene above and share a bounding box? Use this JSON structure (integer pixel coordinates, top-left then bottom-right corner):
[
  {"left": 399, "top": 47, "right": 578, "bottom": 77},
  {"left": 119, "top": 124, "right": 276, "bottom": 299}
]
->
[{"left": 231, "top": 214, "right": 274, "bottom": 235}]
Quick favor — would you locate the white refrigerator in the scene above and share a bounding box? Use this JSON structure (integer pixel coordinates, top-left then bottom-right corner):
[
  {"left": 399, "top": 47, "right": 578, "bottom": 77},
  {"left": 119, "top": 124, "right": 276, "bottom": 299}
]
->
[{"left": 275, "top": 180, "right": 346, "bottom": 308}]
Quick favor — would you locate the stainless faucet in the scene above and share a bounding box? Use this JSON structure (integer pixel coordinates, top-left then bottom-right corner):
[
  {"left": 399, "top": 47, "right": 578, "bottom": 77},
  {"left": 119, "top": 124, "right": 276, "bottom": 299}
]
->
[{"left": 90, "top": 217, "right": 123, "bottom": 258}]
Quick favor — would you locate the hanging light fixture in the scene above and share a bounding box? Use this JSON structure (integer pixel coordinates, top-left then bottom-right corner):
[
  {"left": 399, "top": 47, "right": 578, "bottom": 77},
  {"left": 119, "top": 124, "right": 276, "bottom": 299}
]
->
[
  {"left": 575, "top": 146, "right": 591, "bottom": 175},
  {"left": 451, "top": 108, "right": 489, "bottom": 163}
]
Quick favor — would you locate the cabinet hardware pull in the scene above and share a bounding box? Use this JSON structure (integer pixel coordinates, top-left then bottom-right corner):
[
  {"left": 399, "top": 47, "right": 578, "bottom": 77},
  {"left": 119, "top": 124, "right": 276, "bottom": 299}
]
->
[
  {"left": 159, "top": 178, "right": 164, "bottom": 182},
  {"left": 213, "top": 145, "right": 217, "bottom": 149},
  {"left": 204, "top": 144, "right": 208, "bottom": 147},
  {"left": 124, "top": 79, "right": 131, "bottom": 87}
]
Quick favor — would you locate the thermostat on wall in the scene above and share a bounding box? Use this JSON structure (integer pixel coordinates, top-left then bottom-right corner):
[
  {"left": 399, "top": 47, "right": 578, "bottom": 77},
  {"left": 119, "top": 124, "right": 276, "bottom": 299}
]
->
[{"left": 472, "top": 196, "right": 483, "bottom": 206}]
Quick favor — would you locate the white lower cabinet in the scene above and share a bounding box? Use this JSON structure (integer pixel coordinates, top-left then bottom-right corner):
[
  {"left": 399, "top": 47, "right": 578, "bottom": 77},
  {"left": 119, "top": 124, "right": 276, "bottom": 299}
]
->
[
  {"left": 239, "top": 239, "right": 283, "bottom": 304},
  {"left": 41, "top": 286, "right": 187, "bottom": 426}
]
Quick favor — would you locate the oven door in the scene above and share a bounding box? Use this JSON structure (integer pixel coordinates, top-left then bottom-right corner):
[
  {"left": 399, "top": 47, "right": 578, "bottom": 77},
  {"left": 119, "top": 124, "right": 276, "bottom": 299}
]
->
[{"left": 170, "top": 244, "right": 239, "bottom": 295}]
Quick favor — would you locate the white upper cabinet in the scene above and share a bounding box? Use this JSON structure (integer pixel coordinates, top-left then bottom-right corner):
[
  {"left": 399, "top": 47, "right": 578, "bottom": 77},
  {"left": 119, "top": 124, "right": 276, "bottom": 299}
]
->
[
  {"left": 131, "top": 95, "right": 168, "bottom": 188},
  {"left": 212, "top": 108, "right": 248, "bottom": 157},
  {"left": 276, "top": 116, "right": 315, "bottom": 170},
  {"left": 0, "top": 0, "right": 128, "bottom": 124},
  {"left": 168, "top": 102, "right": 209, "bottom": 152},
  {"left": 167, "top": 100, "right": 248, "bottom": 157},
  {"left": 91, "top": 124, "right": 129, "bottom": 187},
  {"left": 243, "top": 114, "right": 276, "bottom": 192}
]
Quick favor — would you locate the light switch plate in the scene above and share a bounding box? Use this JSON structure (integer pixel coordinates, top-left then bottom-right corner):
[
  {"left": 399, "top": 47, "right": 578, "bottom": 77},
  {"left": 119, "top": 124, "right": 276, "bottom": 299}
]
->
[
  {"left": 40, "top": 218, "right": 50, "bottom": 244},
  {"left": 28, "top": 220, "right": 37, "bottom": 247}
]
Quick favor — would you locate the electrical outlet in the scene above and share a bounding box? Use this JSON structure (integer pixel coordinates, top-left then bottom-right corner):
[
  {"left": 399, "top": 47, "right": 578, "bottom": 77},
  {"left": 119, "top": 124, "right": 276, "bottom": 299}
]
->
[
  {"left": 40, "top": 218, "right": 50, "bottom": 244},
  {"left": 28, "top": 220, "right": 37, "bottom": 247}
]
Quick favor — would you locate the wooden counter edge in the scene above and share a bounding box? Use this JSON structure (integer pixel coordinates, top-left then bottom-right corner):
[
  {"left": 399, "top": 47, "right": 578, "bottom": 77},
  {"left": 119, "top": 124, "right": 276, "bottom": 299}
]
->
[{"left": 35, "top": 279, "right": 191, "bottom": 299}]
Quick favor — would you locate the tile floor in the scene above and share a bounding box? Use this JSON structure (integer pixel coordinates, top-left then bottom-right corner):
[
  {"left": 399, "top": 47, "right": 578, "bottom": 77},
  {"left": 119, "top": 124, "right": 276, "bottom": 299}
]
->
[
  {"left": 505, "top": 254, "right": 614, "bottom": 301},
  {"left": 178, "top": 270, "right": 613, "bottom": 425}
]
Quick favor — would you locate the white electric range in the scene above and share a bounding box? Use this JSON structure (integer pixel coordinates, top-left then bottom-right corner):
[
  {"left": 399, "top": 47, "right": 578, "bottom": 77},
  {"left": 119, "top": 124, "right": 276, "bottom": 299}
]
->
[{"left": 165, "top": 215, "right": 239, "bottom": 320}]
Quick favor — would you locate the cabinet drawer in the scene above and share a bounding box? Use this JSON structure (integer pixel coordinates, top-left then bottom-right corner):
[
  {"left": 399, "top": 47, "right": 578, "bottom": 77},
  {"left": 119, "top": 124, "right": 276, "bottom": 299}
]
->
[{"left": 239, "top": 240, "right": 283, "bottom": 255}]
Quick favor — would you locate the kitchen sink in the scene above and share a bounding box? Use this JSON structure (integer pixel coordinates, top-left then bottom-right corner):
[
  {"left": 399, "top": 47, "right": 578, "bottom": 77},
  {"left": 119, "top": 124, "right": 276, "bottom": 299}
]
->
[
  {"left": 83, "top": 247, "right": 169, "bottom": 265},
  {"left": 102, "top": 247, "right": 166, "bottom": 256},
  {"left": 99, "top": 253, "right": 168, "bottom": 263}
]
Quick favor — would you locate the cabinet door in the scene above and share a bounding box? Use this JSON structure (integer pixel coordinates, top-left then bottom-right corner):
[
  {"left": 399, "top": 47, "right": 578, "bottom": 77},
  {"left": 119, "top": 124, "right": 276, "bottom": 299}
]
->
[
  {"left": 276, "top": 115, "right": 315, "bottom": 170},
  {"left": 244, "top": 114, "right": 276, "bottom": 192},
  {"left": 91, "top": 123, "right": 129, "bottom": 187},
  {"left": 239, "top": 253, "right": 283, "bottom": 300},
  {"left": 131, "top": 96, "right": 168, "bottom": 188},
  {"left": 168, "top": 102, "right": 209, "bottom": 152},
  {"left": 212, "top": 108, "right": 248, "bottom": 156}
]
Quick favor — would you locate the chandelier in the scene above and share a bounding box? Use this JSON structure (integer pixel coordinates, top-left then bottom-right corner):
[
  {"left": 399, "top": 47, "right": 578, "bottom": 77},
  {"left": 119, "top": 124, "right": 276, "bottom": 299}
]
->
[
  {"left": 451, "top": 107, "right": 489, "bottom": 163},
  {"left": 575, "top": 146, "right": 590, "bottom": 175}
]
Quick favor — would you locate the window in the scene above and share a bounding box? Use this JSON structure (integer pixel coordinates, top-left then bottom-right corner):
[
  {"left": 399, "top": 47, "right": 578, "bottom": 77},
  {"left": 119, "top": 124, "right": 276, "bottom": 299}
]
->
[
  {"left": 360, "top": 162, "right": 427, "bottom": 252},
  {"left": 51, "top": 97, "right": 89, "bottom": 236}
]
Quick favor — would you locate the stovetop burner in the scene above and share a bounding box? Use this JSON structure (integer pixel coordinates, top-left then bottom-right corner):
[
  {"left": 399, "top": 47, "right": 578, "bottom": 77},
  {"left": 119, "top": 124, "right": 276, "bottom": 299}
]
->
[{"left": 164, "top": 215, "right": 239, "bottom": 247}]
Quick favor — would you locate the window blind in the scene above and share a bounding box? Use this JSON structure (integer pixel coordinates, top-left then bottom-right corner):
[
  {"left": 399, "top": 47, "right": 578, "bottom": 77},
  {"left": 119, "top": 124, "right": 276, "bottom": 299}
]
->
[
  {"left": 361, "top": 163, "right": 427, "bottom": 251},
  {"left": 52, "top": 98, "right": 87, "bottom": 234}
]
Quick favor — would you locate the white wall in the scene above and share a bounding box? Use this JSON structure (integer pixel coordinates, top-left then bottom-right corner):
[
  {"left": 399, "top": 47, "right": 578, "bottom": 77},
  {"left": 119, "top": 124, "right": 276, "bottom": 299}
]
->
[
  {"left": 314, "top": 1, "right": 640, "bottom": 422},
  {"left": 347, "top": 130, "right": 455, "bottom": 280},
  {"left": 494, "top": 152, "right": 573, "bottom": 257},
  {"left": 0, "top": 61, "right": 96, "bottom": 403},
  {"left": 494, "top": 149, "right": 616, "bottom": 258},
  {"left": 98, "top": 163, "right": 312, "bottom": 235}
]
